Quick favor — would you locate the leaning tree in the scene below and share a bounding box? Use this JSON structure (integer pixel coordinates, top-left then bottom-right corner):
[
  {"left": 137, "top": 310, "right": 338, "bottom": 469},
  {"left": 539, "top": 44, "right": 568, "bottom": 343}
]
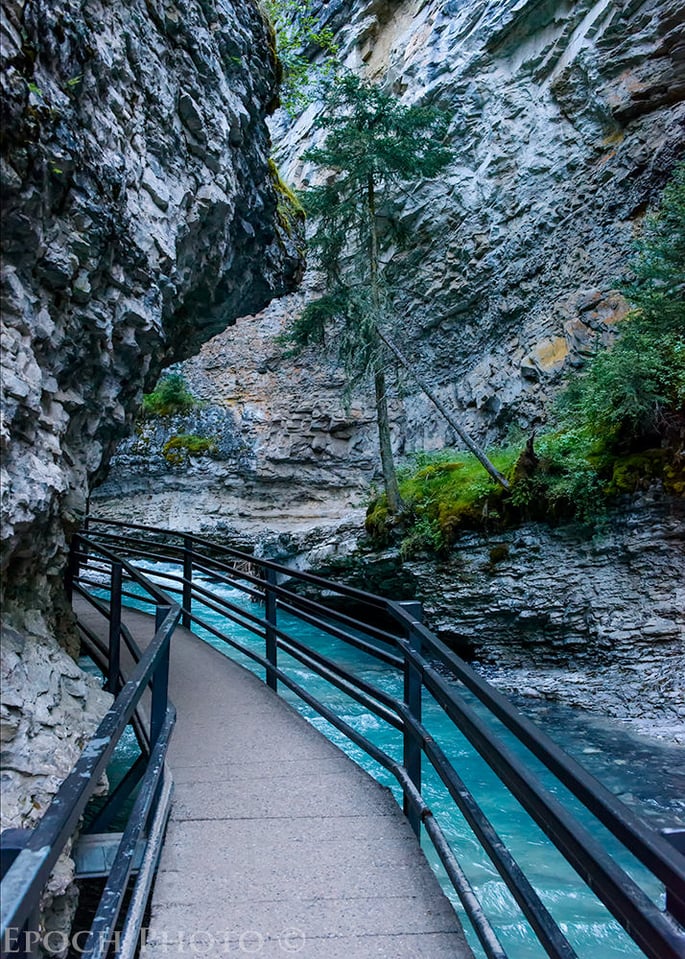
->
[{"left": 291, "top": 73, "right": 508, "bottom": 511}]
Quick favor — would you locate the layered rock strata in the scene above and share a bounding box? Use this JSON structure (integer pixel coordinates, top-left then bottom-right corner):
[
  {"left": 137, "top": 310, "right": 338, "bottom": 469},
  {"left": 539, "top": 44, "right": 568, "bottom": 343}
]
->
[
  {"left": 404, "top": 496, "right": 685, "bottom": 742},
  {"left": 176, "top": 0, "right": 685, "bottom": 496},
  {"left": 92, "top": 303, "right": 377, "bottom": 530},
  {"left": 90, "top": 1, "right": 685, "bottom": 739},
  {"left": 272, "top": 495, "right": 684, "bottom": 742},
  {"left": 0, "top": 0, "right": 302, "bottom": 938}
]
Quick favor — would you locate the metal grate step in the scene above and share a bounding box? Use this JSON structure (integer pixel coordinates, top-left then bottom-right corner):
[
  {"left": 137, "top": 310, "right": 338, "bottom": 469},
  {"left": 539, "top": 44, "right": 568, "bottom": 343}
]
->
[{"left": 73, "top": 834, "right": 145, "bottom": 879}]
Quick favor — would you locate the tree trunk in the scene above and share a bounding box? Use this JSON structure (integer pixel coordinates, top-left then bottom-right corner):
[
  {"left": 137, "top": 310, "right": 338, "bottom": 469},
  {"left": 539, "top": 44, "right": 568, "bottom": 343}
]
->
[
  {"left": 377, "top": 329, "right": 510, "bottom": 491},
  {"left": 368, "top": 173, "right": 403, "bottom": 511},
  {"left": 374, "top": 367, "right": 403, "bottom": 512}
]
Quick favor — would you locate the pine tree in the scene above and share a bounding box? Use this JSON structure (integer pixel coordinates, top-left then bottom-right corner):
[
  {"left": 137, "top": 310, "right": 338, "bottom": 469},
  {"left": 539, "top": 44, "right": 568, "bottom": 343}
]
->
[{"left": 292, "top": 74, "right": 509, "bottom": 510}]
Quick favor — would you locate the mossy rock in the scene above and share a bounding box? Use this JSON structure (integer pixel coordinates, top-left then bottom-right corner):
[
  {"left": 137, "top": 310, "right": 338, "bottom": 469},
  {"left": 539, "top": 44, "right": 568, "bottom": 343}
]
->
[
  {"left": 365, "top": 499, "right": 392, "bottom": 546},
  {"left": 415, "top": 462, "right": 464, "bottom": 481},
  {"left": 604, "top": 449, "right": 672, "bottom": 496},
  {"left": 664, "top": 457, "right": 685, "bottom": 496},
  {"left": 268, "top": 158, "right": 305, "bottom": 238},
  {"left": 162, "top": 434, "right": 217, "bottom": 465},
  {"left": 142, "top": 373, "right": 196, "bottom": 418}
]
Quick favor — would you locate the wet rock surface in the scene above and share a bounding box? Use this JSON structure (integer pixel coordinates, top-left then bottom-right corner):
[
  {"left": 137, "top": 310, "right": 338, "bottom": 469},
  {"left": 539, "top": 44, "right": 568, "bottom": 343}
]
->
[
  {"left": 409, "top": 499, "right": 685, "bottom": 742},
  {"left": 299, "top": 495, "right": 685, "bottom": 742}
]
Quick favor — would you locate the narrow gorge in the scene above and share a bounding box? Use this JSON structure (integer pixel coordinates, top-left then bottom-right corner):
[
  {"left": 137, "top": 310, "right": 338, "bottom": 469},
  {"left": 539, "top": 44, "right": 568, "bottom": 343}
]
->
[
  {"left": 94, "top": 0, "right": 685, "bottom": 740},
  {"left": 1, "top": 0, "right": 684, "bottom": 951}
]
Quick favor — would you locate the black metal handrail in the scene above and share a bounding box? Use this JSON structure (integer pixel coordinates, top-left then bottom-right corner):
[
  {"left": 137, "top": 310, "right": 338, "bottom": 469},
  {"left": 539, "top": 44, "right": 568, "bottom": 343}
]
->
[
  {"left": 0, "top": 534, "right": 179, "bottom": 959},
  {"left": 79, "top": 518, "right": 685, "bottom": 959}
]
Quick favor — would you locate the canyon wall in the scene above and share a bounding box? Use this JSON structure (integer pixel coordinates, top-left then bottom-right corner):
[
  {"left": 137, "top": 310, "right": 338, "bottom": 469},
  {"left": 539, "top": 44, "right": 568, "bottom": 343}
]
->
[
  {"left": 91, "top": 0, "right": 684, "bottom": 741},
  {"left": 404, "top": 496, "right": 684, "bottom": 741},
  {"left": 95, "top": 0, "right": 685, "bottom": 519},
  {"left": 0, "top": 0, "right": 302, "bottom": 926}
]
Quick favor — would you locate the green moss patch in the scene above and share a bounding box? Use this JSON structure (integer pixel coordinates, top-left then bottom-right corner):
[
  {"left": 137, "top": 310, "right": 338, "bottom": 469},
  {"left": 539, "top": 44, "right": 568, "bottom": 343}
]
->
[
  {"left": 605, "top": 449, "right": 683, "bottom": 497},
  {"left": 268, "top": 158, "right": 305, "bottom": 238},
  {"left": 367, "top": 447, "right": 518, "bottom": 556},
  {"left": 142, "top": 374, "right": 197, "bottom": 417},
  {"left": 367, "top": 435, "right": 684, "bottom": 556},
  {"left": 162, "top": 434, "right": 217, "bottom": 466}
]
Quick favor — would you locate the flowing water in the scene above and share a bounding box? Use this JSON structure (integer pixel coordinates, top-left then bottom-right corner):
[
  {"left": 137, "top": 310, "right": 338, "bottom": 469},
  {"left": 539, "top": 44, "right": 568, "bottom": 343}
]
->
[{"left": 99, "top": 563, "right": 684, "bottom": 959}]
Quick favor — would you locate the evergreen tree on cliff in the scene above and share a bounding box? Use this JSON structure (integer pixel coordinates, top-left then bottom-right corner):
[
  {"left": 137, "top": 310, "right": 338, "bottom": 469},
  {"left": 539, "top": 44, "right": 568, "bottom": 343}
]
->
[{"left": 291, "top": 74, "right": 509, "bottom": 511}]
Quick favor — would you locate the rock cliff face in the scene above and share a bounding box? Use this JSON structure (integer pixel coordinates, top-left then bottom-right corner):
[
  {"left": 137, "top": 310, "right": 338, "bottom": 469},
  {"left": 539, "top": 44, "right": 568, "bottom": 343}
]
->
[
  {"left": 206, "top": 491, "right": 682, "bottom": 741},
  {"left": 91, "top": 0, "right": 685, "bottom": 744},
  {"left": 0, "top": 0, "right": 302, "bottom": 925},
  {"left": 404, "top": 495, "right": 685, "bottom": 742},
  {"left": 96, "top": 0, "right": 685, "bottom": 517},
  {"left": 92, "top": 303, "right": 375, "bottom": 532}
]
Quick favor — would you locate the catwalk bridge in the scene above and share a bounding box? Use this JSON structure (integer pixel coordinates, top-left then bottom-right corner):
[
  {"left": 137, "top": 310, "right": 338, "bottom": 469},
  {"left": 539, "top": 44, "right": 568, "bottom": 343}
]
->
[{"left": 1, "top": 519, "right": 684, "bottom": 959}]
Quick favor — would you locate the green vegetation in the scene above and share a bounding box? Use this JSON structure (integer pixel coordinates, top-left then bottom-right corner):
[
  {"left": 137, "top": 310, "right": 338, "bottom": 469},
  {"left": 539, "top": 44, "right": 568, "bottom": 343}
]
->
[
  {"left": 268, "top": 158, "right": 305, "bottom": 238},
  {"left": 557, "top": 162, "right": 684, "bottom": 449},
  {"left": 370, "top": 434, "right": 683, "bottom": 557},
  {"left": 142, "top": 374, "right": 197, "bottom": 417},
  {"left": 162, "top": 434, "right": 217, "bottom": 466},
  {"left": 287, "top": 73, "right": 456, "bottom": 512},
  {"left": 367, "top": 448, "right": 518, "bottom": 555},
  {"left": 286, "top": 74, "right": 509, "bottom": 503},
  {"left": 368, "top": 163, "right": 685, "bottom": 555},
  {"left": 263, "top": 0, "right": 338, "bottom": 113}
]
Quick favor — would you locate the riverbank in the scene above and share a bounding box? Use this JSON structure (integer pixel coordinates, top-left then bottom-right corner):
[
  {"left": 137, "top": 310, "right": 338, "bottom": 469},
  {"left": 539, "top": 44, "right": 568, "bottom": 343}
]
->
[{"left": 91, "top": 483, "right": 684, "bottom": 743}]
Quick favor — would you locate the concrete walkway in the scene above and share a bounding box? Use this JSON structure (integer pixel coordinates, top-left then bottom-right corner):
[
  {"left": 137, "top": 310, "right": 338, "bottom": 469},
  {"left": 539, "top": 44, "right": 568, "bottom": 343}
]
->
[{"left": 79, "top": 602, "right": 473, "bottom": 958}]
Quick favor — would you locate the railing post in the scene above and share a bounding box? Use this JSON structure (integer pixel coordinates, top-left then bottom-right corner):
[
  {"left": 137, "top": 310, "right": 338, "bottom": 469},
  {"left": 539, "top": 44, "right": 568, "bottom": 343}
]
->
[
  {"left": 81, "top": 515, "right": 90, "bottom": 567},
  {"left": 106, "top": 562, "right": 123, "bottom": 694},
  {"left": 1, "top": 830, "right": 40, "bottom": 958},
  {"left": 662, "top": 828, "right": 685, "bottom": 924},
  {"left": 150, "top": 605, "right": 171, "bottom": 745},
  {"left": 65, "top": 535, "right": 79, "bottom": 602},
  {"left": 403, "top": 604, "right": 423, "bottom": 838},
  {"left": 182, "top": 537, "right": 193, "bottom": 629},
  {"left": 265, "top": 567, "right": 278, "bottom": 692}
]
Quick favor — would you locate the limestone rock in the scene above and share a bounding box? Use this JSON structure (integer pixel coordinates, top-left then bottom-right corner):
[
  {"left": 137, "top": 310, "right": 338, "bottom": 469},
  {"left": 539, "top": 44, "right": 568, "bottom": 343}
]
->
[
  {"left": 1, "top": 0, "right": 302, "bottom": 598},
  {"left": 403, "top": 496, "right": 685, "bottom": 742},
  {"left": 0, "top": 0, "right": 303, "bottom": 934},
  {"left": 91, "top": 4, "right": 685, "bottom": 745},
  {"left": 181, "top": 0, "right": 685, "bottom": 493}
]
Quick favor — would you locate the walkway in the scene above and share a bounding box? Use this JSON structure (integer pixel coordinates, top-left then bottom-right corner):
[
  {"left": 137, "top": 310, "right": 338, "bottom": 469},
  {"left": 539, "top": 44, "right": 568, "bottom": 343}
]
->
[{"left": 79, "top": 604, "right": 473, "bottom": 958}]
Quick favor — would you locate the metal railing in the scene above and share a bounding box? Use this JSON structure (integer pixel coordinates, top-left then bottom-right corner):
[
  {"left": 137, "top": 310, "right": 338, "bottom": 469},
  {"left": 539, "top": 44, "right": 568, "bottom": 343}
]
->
[
  {"left": 77, "top": 518, "right": 685, "bottom": 959},
  {"left": 0, "top": 536, "right": 178, "bottom": 959}
]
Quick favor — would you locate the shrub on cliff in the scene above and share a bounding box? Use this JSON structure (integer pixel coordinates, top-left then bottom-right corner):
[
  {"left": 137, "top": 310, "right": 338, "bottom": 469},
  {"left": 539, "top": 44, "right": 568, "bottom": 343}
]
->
[
  {"left": 141, "top": 374, "right": 197, "bottom": 418},
  {"left": 366, "top": 164, "right": 685, "bottom": 554},
  {"left": 558, "top": 161, "right": 685, "bottom": 449},
  {"left": 368, "top": 430, "right": 683, "bottom": 556},
  {"left": 162, "top": 433, "right": 217, "bottom": 466}
]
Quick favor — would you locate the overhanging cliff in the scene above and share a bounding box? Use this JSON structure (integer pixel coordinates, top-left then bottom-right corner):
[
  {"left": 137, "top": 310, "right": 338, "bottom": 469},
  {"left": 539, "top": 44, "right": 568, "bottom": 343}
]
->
[{"left": 0, "top": 0, "right": 303, "bottom": 925}]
